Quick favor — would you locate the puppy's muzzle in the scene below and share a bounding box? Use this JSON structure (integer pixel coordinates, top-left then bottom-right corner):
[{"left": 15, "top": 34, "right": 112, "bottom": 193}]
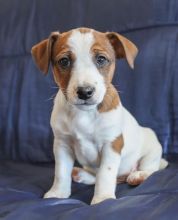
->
[{"left": 77, "top": 86, "right": 95, "bottom": 100}]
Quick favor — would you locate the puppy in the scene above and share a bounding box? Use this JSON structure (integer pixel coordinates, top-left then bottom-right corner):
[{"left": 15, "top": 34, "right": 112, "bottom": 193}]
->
[{"left": 31, "top": 27, "right": 168, "bottom": 205}]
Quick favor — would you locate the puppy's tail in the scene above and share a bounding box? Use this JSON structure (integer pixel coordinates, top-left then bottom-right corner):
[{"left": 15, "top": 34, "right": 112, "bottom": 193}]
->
[{"left": 159, "top": 158, "right": 168, "bottom": 170}]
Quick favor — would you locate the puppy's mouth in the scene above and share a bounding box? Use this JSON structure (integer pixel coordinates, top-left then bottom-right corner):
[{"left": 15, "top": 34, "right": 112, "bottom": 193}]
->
[
  {"left": 69, "top": 98, "right": 99, "bottom": 110},
  {"left": 74, "top": 101, "right": 97, "bottom": 111},
  {"left": 74, "top": 99, "right": 97, "bottom": 107},
  {"left": 75, "top": 100, "right": 96, "bottom": 106}
]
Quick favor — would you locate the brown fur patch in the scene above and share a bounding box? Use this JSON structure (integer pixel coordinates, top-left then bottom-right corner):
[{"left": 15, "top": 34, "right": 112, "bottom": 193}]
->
[
  {"left": 98, "top": 84, "right": 120, "bottom": 113},
  {"left": 78, "top": 27, "right": 91, "bottom": 34},
  {"left": 52, "top": 66, "right": 71, "bottom": 96},
  {"left": 31, "top": 32, "right": 60, "bottom": 74},
  {"left": 127, "top": 176, "right": 145, "bottom": 186},
  {"left": 31, "top": 30, "right": 74, "bottom": 96},
  {"left": 112, "top": 134, "right": 124, "bottom": 154},
  {"left": 51, "top": 31, "right": 73, "bottom": 95},
  {"left": 71, "top": 167, "right": 81, "bottom": 182},
  {"left": 106, "top": 32, "right": 138, "bottom": 69},
  {"left": 92, "top": 32, "right": 116, "bottom": 83},
  {"left": 127, "top": 173, "right": 147, "bottom": 186},
  {"left": 90, "top": 31, "right": 120, "bottom": 113},
  {"left": 91, "top": 31, "right": 137, "bottom": 113},
  {"left": 117, "top": 174, "right": 129, "bottom": 183}
]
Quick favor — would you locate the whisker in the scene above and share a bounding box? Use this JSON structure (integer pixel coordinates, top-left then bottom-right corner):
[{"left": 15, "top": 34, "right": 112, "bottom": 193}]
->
[
  {"left": 51, "top": 86, "right": 59, "bottom": 89},
  {"left": 105, "top": 86, "right": 123, "bottom": 94},
  {"left": 45, "top": 93, "right": 57, "bottom": 102},
  {"left": 116, "top": 90, "right": 123, "bottom": 94},
  {"left": 113, "top": 84, "right": 120, "bottom": 86}
]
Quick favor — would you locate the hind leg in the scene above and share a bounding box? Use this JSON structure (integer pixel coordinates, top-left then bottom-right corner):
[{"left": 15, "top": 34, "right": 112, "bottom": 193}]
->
[
  {"left": 127, "top": 151, "right": 161, "bottom": 186},
  {"left": 72, "top": 167, "right": 96, "bottom": 185},
  {"left": 126, "top": 170, "right": 154, "bottom": 186},
  {"left": 127, "top": 128, "right": 162, "bottom": 186}
]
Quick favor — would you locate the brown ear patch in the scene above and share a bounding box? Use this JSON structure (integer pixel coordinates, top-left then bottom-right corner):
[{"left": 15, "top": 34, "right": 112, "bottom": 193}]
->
[
  {"left": 106, "top": 32, "right": 138, "bottom": 69},
  {"left": 112, "top": 134, "right": 124, "bottom": 154},
  {"left": 31, "top": 32, "right": 60, "bottom": 74},
  {"left": 50, "top": 31, "right": 74, "bottom": 97},
  {"left": 52, "top": 66, "right": 71, "bottom": 97},
  {"left": 98, "top": 84, "right": 120, "bottom": 113},
  {"left": 31, "top": 39, "right": 49, "bottom": 74}
]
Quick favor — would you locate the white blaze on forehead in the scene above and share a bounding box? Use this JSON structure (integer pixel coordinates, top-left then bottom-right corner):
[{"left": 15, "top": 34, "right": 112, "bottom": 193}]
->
[
  {"left": 68, "top": 30, "right": 94, "bottom": 65},
  {"left": 67, "top": 29, "right": 106, "bottom": 106}
]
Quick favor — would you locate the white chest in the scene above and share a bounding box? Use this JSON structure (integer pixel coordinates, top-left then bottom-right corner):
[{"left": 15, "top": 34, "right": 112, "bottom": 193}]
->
[{"left": 51, "top": 92, "right": 123, "bottom": 168}]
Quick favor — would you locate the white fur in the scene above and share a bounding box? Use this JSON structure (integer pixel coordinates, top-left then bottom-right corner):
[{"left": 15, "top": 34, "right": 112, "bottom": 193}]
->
[
  {"left": 44, "top": 30, "right": 167, "bottom": 205},
  {"left": 67, "top": 30, "right": 106, "bottom": 107},
  {"left": 44, "top": 90, "right": 166, "bottom": 203}
]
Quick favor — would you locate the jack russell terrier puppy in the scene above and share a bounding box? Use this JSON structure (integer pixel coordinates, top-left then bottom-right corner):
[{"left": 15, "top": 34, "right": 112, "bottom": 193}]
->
[{"left": 31, "top": 27, "right": 168, "bottom": 205}]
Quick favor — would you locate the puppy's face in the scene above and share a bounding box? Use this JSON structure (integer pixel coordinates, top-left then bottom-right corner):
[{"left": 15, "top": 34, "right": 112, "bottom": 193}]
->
[{"left": 31, "top": 28, "right": 138, "bottom": 110}]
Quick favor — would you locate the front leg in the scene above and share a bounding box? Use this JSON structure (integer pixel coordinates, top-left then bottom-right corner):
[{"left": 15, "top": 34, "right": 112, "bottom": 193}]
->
[
  {"left": 44, "top": 138, "right": 75, "bottom": 199},
  {"left": 91, "top": 141, "right": 122, "bottom": 205}
]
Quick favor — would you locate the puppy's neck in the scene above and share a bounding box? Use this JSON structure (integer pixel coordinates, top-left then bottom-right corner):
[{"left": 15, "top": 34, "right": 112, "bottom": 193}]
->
[{"left": 97, "top": 84, "right": 120, "bottom": 113}]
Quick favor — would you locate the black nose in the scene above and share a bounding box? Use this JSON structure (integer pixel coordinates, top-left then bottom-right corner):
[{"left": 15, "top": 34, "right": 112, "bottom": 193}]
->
[{"left": 77, "top": 86, "right": 95, "bottom": 100}]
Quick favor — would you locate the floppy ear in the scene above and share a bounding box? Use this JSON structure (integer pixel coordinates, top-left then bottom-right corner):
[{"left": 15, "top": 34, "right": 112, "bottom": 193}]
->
[
  {"left": 31, "top": 32, "right": 60, "bottom": 74},
  {"left": 106, "top": 32, "right": 138, "bottom": 69}
]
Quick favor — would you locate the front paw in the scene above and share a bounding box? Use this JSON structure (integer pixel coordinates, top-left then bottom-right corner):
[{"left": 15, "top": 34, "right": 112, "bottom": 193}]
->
[
  {"left": 44, "top": 188, "right": 71, "bottom": 199},
  {"left": 91, "top": 195, "right": 116, "bottom": 205}
]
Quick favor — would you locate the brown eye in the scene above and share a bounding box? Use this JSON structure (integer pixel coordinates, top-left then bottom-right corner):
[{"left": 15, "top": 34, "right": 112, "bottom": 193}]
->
[
  {"left": 96, "top": 55, "right": 108, "bottom": 67},
  {"left": 58, "top": 57, "right": 71, "bottom": 68}
]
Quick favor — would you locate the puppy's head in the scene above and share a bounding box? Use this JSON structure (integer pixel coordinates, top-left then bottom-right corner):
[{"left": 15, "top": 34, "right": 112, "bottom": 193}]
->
[{"left": 31, "top": 28, "right": 138, "bottom": 110}]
